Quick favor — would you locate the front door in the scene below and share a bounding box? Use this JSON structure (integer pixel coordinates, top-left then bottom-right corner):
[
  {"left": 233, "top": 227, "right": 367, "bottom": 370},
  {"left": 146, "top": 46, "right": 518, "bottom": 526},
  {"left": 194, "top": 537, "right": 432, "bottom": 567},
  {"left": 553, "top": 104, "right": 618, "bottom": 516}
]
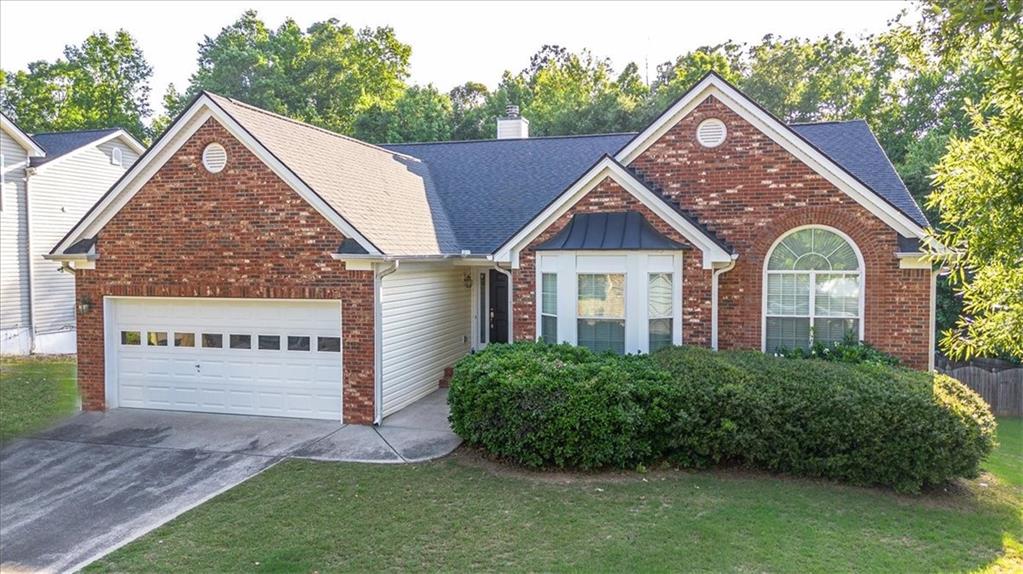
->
[{"left": 488, "top": 270, "right": 509, "bottom": 344}]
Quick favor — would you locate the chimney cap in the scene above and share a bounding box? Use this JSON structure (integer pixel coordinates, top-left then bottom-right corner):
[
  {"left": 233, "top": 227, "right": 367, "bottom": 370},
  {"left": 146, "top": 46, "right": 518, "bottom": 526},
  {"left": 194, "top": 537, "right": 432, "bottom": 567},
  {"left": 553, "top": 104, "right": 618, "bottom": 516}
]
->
[{"left": 505, "top": 104, "right": 520, "bottom": 118}]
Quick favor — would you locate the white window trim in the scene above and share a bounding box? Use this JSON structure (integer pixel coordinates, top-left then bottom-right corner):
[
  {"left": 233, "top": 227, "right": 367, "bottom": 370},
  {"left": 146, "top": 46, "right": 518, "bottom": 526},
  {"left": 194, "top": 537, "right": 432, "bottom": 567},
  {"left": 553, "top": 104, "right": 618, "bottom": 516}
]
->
[
  {"left": 761, "top": 225, "right": 865, "bottom": 352},
  {"left": 536, "top": 251, "right": 683, "bottom": 354},
  {"left": 647, "top": 272, "right": 675, "bottom": 352},
  {"left": 111, "top": 146, "right": 123, "bottom": 167},
  {"left": 540, "top": 272, "right": 558, "bottom": 343}
]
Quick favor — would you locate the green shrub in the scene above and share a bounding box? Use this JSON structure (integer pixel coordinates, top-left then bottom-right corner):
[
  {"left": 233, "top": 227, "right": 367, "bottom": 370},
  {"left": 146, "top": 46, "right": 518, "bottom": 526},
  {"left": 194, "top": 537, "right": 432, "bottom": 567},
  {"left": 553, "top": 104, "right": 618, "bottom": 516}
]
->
[
  {"left": 653, "top": 347, "right": 995, "bottom": 492},
  {"left": 447, "top": 342, "right": 673, "bottom": 469},
  {"left": 774, "top": 332, "right": 901, "bottom": 366},
  {"left": 448, "top": 343, "right": 995, "bottom": 492}
]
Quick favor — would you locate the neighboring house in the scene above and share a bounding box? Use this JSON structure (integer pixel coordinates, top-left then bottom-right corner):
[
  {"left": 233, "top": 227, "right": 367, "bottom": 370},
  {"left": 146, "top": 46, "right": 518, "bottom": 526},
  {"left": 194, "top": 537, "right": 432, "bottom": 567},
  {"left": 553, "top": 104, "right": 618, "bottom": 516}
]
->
[
  {"left": 0, "top": 114, "right": 143, "bottom": 354},
  {"left": 48, "top": 73, "right": 937, "bottom": 425}
]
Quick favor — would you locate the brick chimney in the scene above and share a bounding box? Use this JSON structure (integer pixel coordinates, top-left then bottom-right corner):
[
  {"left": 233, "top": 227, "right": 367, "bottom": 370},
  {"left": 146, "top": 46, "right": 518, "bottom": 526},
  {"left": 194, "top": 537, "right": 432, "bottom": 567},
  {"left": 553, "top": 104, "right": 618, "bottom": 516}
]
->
[{"left": 497, "top": 104, "right": 529, "bottom": 139}]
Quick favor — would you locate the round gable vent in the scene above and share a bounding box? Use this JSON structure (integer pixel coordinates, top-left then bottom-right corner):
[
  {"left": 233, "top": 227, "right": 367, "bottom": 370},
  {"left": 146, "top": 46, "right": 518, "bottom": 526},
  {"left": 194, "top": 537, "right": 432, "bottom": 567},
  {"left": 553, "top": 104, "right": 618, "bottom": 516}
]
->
[
  {"left": 202, "top": 143, "right": 227, "bottom": 173},
  {"left": 696, "top": 118, "right": 727, "bottom": 148}
]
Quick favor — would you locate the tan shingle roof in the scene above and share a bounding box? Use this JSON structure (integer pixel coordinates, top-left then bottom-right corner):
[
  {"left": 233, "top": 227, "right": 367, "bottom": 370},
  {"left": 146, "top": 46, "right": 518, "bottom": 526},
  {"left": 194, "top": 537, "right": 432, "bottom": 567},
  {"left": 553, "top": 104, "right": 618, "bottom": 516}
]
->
[{"left": 207, "top": 93, "right": 458, "bottom": 256}]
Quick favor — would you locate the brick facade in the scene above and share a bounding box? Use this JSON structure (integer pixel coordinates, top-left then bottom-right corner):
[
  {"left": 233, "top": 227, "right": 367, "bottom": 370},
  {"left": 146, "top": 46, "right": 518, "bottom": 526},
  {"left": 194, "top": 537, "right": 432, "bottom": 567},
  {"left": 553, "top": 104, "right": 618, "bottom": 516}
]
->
[
  {"left": 74, "top": 118, "right": 376, "bottom": 423},
  {"left": 512, "top": 95, "right": 931, "bottom": 369}
]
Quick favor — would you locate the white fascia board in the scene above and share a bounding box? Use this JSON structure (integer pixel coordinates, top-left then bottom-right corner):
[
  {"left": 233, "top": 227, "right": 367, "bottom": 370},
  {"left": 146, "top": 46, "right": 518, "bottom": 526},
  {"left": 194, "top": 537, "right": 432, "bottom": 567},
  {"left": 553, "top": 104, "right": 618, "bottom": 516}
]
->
[
  {"left": 897, "top": 252, "right": 933, "bottom": 269},
  {"left": 615, "top": 76, "right": 929, "bottom": 240},
  {"left": 2, "top": 115, "right": 45, "bottom": 156},
  {"left": 52, "top": 95, "right": 380, "bottom": 257},
  {"left": 494, "top": 157, "right": 732, "bottom": 269}
]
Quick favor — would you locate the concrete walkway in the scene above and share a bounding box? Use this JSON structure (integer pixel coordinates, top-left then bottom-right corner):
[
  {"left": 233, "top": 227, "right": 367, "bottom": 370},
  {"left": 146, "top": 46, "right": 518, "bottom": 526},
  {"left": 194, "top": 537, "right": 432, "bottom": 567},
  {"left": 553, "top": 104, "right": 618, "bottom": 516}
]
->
[{"left": 0, "top": 388, "right": 459, "bottom": 573}]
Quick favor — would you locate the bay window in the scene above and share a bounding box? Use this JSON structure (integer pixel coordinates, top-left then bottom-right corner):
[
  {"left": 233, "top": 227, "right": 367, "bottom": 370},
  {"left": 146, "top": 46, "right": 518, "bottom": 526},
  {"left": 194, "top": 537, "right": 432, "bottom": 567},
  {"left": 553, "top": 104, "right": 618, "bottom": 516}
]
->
[
  {"left": 764, "top": 227, "right": 862, "bottom": 352},
  {"left": 536, "top": 253, "right": 681, "bottom": 354}
]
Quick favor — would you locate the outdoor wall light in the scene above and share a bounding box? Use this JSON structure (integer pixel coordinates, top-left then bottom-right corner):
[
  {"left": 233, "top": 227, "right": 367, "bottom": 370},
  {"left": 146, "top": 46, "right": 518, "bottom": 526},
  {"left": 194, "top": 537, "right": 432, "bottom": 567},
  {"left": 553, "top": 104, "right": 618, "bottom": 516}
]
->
[
  {"left": 463, "top": 273, "right": 473, "bottom": 288},
  {"left": 78, "top": 296, "right": 93, "bottom": 315}
]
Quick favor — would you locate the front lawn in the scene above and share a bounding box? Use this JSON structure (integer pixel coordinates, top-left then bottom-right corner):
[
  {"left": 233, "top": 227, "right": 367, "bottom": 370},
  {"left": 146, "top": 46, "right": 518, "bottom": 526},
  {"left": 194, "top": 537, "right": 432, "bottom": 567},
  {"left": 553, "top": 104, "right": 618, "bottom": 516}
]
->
[
  {"left": 89, "top": 448, "right": 1022, "bottom": 573},
  {"left": 986, "top": 417, "right": 1023, "bottom": 488},
  {"left": 0, "top": 356, "right": 78, "bottom": 443}
]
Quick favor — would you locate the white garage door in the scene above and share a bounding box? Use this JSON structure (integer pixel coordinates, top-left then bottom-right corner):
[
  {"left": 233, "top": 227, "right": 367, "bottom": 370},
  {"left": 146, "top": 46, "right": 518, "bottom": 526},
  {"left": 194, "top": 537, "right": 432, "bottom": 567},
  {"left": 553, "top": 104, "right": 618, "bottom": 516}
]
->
[{"left": 110, "top": 298, "right": 343, "bottom": 420}]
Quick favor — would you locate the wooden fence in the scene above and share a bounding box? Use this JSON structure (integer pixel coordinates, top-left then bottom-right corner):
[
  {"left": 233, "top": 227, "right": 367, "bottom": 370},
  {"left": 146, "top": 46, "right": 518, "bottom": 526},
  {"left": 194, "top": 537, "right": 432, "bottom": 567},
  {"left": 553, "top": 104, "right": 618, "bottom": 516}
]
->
[{"left": 938, "top": 365, "right": 1023, "bottom": 417}]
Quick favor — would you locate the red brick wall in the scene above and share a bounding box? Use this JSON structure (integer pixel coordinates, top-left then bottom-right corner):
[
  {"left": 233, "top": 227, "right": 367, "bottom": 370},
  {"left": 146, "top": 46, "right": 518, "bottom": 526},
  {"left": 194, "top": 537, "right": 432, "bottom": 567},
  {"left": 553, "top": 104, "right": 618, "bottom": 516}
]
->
[
  {"left": 626, "top": 95, "right": 931, "bottom": 368},
  {"left": 74, "top": 118, "right": 376, "bottom": 423},
  {"left": 511, "top": 176, "right": 713, "bottom": 346}
]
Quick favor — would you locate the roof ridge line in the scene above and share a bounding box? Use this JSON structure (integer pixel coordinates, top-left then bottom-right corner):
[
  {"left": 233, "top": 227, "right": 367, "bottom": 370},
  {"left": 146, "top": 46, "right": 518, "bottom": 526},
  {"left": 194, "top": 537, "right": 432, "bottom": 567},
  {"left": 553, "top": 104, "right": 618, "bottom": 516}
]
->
[
  {"left": 31, "top": 127, "right": 123, "bottom": 136},
  {"left": 206, "top": 92, "right": 422, "bottom": 162},
  {"left": 385, "top": 132, "right": 639, "bottom": 147},
  {"left": 788, "top": 119, "right": 867, "bottom": 126}
]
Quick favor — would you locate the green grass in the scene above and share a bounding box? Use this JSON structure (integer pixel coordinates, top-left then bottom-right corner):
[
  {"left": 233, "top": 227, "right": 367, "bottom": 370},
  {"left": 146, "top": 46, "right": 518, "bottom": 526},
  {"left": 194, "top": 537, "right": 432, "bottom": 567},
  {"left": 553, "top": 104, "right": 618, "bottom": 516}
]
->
[
  {"left": 0, "top": 356, "right": 78, "bottom": 443},
  {"left": 89, "top": 448, "right": 1022, "bottom": 573},
  {"left": 986, "top": 417, "right": 1023, "bottom": 488}
]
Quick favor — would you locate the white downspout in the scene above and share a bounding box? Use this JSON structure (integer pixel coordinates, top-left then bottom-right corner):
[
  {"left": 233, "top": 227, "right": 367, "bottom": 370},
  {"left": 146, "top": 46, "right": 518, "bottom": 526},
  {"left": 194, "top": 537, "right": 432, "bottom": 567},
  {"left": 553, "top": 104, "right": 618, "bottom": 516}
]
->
[
  {"left": 929, "top": 268, "right": 938, "bottom": 372},
  {"left": 711, "top": 257, "right": 738, "bottom": 351},
  {"left": 373, "top": 260, "right": 399, "bottom": 425},
  {"left": 24, "top": 167, "right": 37, "bottom": 353}
]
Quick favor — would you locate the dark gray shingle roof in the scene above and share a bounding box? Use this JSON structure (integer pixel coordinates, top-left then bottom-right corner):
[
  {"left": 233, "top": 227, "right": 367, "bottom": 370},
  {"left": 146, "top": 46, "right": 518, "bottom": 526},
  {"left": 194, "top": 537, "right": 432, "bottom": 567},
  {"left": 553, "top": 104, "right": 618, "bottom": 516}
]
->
[
  {"left": 385, "top": 119, "right": 926, "bottom": 254},
  {"left": 536, "top": 211, "right": 688, "bottom": 251},
  {"left": 383, "top": 134, "right": 634, "bottom": 254},
  {"left": 30, "top": 128, "right": 121, "bottom": 166},
  {"left": 791, "top": 120, "right": 928, "bottom": 226}
]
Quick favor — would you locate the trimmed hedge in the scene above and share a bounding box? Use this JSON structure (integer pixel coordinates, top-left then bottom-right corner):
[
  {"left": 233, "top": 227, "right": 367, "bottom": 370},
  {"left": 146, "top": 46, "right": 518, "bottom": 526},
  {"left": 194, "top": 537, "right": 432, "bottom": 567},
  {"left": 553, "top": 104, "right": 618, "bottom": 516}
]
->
[{"left": 447, "top": 343, "right": 996, "bottom": 493}]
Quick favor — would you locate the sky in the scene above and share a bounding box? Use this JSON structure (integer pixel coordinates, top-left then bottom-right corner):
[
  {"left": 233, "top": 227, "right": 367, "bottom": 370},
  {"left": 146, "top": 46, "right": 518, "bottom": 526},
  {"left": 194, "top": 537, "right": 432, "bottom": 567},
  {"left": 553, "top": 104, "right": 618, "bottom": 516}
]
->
[{"left": 1, "top": 1, "right": 917, "bottom": 114}]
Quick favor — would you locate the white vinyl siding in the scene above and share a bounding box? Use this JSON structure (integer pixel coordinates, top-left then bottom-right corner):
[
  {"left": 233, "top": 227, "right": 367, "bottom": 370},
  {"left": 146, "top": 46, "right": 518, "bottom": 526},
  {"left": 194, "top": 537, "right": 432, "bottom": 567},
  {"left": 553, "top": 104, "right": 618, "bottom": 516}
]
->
[
  {"left": 381, "top": 263, "right": 471, "bottom": 417},
  {"left": 28, "top": 139, "right": 138, "bottom": 336},
  {"left": 0, "top": 130, "right": 31, "bottom": 337}
]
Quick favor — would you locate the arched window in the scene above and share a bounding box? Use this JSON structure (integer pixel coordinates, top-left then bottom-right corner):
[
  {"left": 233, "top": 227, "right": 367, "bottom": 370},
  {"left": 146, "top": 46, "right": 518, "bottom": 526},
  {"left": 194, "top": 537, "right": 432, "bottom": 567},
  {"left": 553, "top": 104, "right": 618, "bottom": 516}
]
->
[{"left": 764, "top": 226, "right": 862, "bottom": 352}]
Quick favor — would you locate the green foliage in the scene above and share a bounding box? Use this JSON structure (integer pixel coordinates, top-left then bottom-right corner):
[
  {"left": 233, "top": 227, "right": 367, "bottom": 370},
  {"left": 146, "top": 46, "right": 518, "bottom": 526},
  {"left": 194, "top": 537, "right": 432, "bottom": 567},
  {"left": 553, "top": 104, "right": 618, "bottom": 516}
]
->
[
  {"left": 774, "top": 332, "right": 901, "bottom": 366},
  {"left": 448, "top": 343, "right": 995, "bottom": 492},
  {"left": 353, "top": 84, "right": 452, "bottom": 143},
  {"left": 1, "top": 30, "right": 152, "bottom": 141},
  {"left": 171, "top": 10, "right": 411, "bottom": 136},
  {"left": 924, "top": 0, "right": 1023, "bottom": 360},
  {"left": 448, "top": 342, "right": 672, "bottom": 469}
]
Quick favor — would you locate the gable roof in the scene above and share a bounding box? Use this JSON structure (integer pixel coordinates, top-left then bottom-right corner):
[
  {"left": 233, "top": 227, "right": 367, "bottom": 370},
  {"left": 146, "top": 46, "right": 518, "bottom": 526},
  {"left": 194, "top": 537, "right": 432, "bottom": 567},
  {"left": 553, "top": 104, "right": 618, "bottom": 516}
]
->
[
  {"left": 615, "top": 72, "right": 930, "bottom": 239},
  {"left": 31, "top": 128, "right": 118, "bottom": 165},
  {"left": 1, "top": 112, "right": 45, "bottom": 156},
  {"left": 383, "top": 133, "right": 633, "bottom": 254},
  {"left": 790, "top": 120, "right": 927, "bottom": 226},
  {"left": 50, "top": 80, "right": 930, "bottom": 262},
  {"left": 207, "top": 94, "right": 459, "bottom": 256}
]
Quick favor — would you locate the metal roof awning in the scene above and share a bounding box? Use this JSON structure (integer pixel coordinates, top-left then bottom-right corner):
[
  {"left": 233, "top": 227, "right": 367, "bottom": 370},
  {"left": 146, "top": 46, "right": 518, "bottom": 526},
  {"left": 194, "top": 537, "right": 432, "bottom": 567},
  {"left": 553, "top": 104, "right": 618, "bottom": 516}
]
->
[{"left": 535, "top": 211, "right": 688, "bottom": 251}]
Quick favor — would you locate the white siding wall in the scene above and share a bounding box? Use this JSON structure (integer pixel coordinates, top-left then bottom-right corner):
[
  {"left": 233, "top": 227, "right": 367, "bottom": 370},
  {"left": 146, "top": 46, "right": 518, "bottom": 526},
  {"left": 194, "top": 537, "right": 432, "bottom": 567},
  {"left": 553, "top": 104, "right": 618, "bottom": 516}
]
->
[
  {"left": 380, "top": 263, "right": 471, "bottom": 416},
  {"left": 1, "top": 130, "right": 31, "bottom": 349},
  {"left": 29, "top": 138, "right": 138, "bottom": 337}
]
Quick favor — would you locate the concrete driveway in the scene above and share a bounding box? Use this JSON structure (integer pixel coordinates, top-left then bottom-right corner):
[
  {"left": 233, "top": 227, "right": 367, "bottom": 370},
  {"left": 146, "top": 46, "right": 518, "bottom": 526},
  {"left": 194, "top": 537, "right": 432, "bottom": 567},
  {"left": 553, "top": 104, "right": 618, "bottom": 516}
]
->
[{"left": 0, "top": 389, "right": 460, "bottom": 573}]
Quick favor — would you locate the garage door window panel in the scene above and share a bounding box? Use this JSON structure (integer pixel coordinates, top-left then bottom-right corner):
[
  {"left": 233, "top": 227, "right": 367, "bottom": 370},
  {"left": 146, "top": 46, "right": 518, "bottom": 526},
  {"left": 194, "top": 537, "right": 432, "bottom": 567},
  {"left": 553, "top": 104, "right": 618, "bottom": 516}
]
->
[
  {"left": 317, "top": 336, "right": 341, "bottom": 352},
  {"left": 202, "top": 333, "right": 223, "bottom": 348},
  {"left": 288, "top": 336, "right": 311, "bottom": 351},
  {"left": 258, "top": 335, "right": 281, "bottom": 350},
  {"left": 174, "top": 332, "right": 196, "bottom": 347},
  {"left": 121, "top": 331, "right": 141, "bottom": 345},
  {"left": 229, "top": 334, "right": 251, "bottom": 349},
  {"left": 147, "top": 331, "right": 168, "bottom": 346}
]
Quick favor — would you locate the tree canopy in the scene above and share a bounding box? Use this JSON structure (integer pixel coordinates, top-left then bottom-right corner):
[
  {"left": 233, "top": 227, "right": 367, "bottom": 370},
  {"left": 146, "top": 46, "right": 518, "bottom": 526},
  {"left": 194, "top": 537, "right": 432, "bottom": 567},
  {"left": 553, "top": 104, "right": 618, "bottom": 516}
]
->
[{"left": 1, "top": 30, "right": 152, "bottom": 141}]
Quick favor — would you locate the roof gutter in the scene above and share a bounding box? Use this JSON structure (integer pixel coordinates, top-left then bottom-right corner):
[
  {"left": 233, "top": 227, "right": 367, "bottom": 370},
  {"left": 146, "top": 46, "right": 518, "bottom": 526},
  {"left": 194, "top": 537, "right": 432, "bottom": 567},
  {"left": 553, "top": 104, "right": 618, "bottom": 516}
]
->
[{"left": 331, "top": 253, "right": 494, "bottom": 262}]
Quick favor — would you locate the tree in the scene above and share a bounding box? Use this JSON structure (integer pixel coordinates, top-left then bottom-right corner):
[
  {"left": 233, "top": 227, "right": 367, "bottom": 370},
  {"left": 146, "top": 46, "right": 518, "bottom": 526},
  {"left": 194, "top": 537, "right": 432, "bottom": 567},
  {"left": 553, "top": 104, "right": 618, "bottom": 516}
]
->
[
  {"left": 1, "top": 30, "right": 152, "bottom": 141},
  {"left": 172, "top": 10, "right": 411, "bottom": 135},
  {"left": 924, "top": 0, "right": 1023, "bottom": 359},
  {"left": 449, "top": 81, "right": 492, "bottom": 140},
  {"left": 353, "top": 84, "right": 453, "bottom": 143}
]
